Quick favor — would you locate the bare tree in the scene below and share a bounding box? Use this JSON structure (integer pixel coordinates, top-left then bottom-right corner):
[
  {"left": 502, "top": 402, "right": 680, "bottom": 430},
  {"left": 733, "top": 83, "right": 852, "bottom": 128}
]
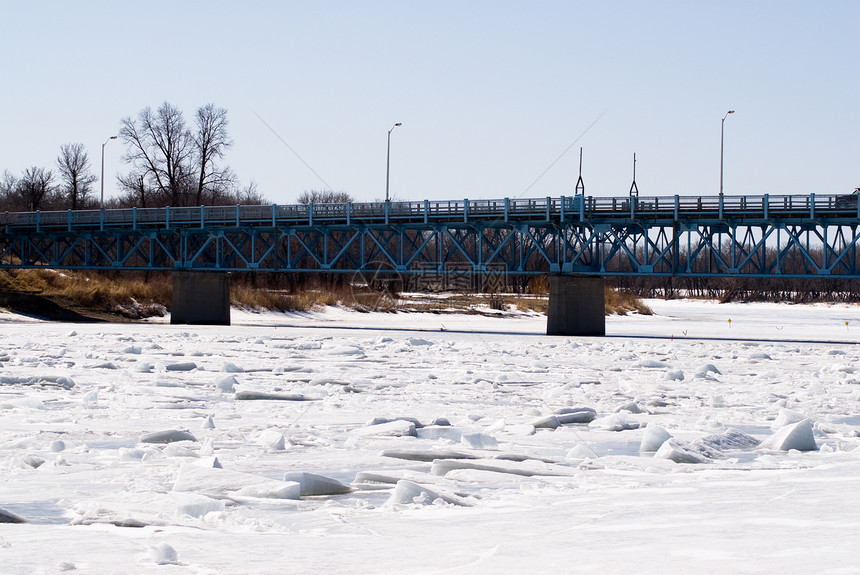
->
[
  {"left": 16, "top": 166, "right": 55, "bottom": 211},
  {"left": 118, "top": 101, "right": 251, "bottom": 208},
  {"left": 115, "top": 172, "right": 149, "bottom": 208},
  {"left": 235, "top": 181, "right": 267, "bottom": 205},
  {"left": 119, "top": 102, "right": 194, "bottom": 207},
  {"left": 297, "top": 190, "right": 354, "bottom": 204},
  {"left": 56, "top": 143, "right": 97, "bottom": 210},
  {"left": 1, "top": 170, "right": 18, "bottom": 211},
  {"left": 192, "top": 103, "right": 235, "bottom": 206}
]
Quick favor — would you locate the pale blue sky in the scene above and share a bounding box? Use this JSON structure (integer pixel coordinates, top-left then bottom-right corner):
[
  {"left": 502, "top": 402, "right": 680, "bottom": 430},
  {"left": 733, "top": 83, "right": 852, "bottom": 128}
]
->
[{"left": 1, "top": 1, "right": 857, "bottom": 204}]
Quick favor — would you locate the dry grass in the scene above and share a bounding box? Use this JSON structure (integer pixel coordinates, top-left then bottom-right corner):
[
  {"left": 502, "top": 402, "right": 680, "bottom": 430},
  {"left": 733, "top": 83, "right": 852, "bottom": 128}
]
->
[
  {"left": 512, "top": 296, "right": 549, "bottom": 314},
  {"left": 0, "top": 269, "right": 171, "bottom": 318},
  {"left": 527, "top": 275, "right": 550, "bottom": 294},
  {"left": 605, "top": 287, "right": 653, "bottom": 316},
  {"left": 0, "top": 269, "right": 50, "bottom": 293},
  {"left": 1, "top": 269, "right": 652, "bottom": 319},
  {"left": 231, "top": 284, "right": 302, "bottom": 312},
  {"left": 506, "top": 289, "right": 651, "bottom": 315},
  {"left": 397, "top": 287, "right": 649, "bottom": 316},
  {"left": 0, "top": 269, "right": 385, "bottom": 317},
  {"left": 231, "top": 285, "right": 343, "bottom": 312}
]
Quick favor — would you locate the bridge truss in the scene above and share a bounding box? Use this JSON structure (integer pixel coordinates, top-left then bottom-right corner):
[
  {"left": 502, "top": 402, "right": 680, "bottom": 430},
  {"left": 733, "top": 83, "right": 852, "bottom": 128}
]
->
[{"left": 2, "top": 194, "right": 859, "bottom": 279}]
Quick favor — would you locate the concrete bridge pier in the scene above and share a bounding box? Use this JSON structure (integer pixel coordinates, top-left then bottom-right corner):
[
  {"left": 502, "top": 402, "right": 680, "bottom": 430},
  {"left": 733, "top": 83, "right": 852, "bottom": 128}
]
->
[
  {"left": 171, "top": 271, "right": 231, "bottom": 325},
  {"left": 546, "top": 275, "right": 605, "bottom": 336}
]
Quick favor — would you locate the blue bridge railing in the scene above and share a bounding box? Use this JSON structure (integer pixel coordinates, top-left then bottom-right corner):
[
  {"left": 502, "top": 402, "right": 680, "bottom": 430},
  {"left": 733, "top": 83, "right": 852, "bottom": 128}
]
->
[{"left": 3, "top": 193, "right": 859, "bottom": 232}]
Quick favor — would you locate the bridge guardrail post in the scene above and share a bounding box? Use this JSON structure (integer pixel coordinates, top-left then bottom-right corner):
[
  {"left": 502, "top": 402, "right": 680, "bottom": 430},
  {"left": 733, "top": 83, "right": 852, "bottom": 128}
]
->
[
  {"left": 810, "top": 193, "right": 815, "bottom": 219},
  {"left": 763, "top": 194, "right": 769, "bottom": 220},
  {"left": 718, "top": 195, "right": 724, "bottom": 220},
  {"left": 464, "top": 199, "right": 469, "bottom": 223}
]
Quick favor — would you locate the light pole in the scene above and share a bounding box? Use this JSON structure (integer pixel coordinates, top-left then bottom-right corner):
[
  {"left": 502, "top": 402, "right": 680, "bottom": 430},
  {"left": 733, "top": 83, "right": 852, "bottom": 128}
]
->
[
  {"left": 101, "top": 135, "right": 118, "bottom": 208},
  {"left": 385, "top": 122, "right": 402, "bottom": 202},
  {"left": 719, "top": 110, "right": 734, "bottom": 197}
]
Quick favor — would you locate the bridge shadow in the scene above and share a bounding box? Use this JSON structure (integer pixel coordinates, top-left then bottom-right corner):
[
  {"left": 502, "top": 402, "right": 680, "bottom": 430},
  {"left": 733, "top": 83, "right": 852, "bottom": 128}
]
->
[
  {"left": 239, "top": 320, "right": 546, "bottom": 338},
  {"left": 605, "top": 333, "right": 859, "bottom": 346},
  {"left": 237, "top": 319, "right": 859, "bottom": 346},
  {"left": 0, "top": 292, "right": 108, "bottom": 323}
]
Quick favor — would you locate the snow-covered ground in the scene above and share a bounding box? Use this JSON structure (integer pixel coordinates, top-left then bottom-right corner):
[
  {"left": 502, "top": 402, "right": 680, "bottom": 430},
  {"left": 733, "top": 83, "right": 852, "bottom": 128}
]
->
[{"left": 2, "top": 299, "right": 860, "bottom": 574}]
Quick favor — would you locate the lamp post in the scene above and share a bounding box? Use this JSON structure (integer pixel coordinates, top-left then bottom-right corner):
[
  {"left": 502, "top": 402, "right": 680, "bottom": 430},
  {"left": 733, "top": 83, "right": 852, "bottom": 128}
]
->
[
  {"left": 719, "top": 110, "right": 734, "bottom": 197},
  {"left": 101, "top": 135, "right": 118, "bottom": 208},
  {"left": 385, "top": 122, "right": 402, "bottom": 202}
]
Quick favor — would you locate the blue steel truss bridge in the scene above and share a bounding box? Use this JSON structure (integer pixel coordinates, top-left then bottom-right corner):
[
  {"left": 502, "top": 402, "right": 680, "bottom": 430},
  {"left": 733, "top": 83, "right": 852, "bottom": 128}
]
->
[{"left": 2, "top": 193, "right": 860, "bottom": 278}]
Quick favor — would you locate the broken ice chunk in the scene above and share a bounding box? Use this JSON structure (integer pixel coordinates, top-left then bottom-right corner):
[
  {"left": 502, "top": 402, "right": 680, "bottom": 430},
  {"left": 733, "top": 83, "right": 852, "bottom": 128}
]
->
[
  {"left": 149, "top": 543, "right": 179, "bottom": 565},
  {"left": 555, "top": 407, "right": 597, "bottom": 424},
  {"left": 258, "top": 429, "right": 288, "bottom": 452},
  {"left": 140, "top": 430, "right": 197, "bottom": 444},
  {"left": 385, "top": 480, "right": 472, "bottom": 507},
  {"left": 760, "top": 419, "right": 817, "bottom": 452},
  {"left": 235, "top": 390, "right": 317, "bottom": 401},
  {"left": 654, "top": 439, "right": 711, "bottom": 464},
  {"left": 282, "top": 472, "right": 353, "bottom": 496},
  {"left": 352, "top": 420, "right": 418, "bottom": 438},
  {"left": 770, "top": 408, "right": 807, "bottom": 431},
  {"left": 0, "top": 508, "right": 26, "bottom": 523},
  {"left": 639, "top": 423, "right": 672, "bottom": 452},
  {"left": 460, "top": 433, "right": 499, "bottom": 450},
  {"left": 216, "top": 376, "right": 237, "bottom": 392},
  {"left": 165, "top": 362, "right": 197, "bottom": 372},
  {"left": 221, "top": 362, "right": 244, "bottom": 373}
]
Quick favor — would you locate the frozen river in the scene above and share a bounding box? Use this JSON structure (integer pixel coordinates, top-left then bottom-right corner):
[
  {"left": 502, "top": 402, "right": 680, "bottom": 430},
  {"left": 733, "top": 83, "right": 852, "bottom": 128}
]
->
[{"left": 1, "top": 299, "right": 859, "bottom": 574}]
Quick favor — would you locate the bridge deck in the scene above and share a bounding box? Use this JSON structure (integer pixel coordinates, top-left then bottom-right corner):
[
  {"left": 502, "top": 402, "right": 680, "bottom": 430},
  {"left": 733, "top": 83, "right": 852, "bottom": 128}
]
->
[{"left": 1, "top": 194, "right": 859, "bottom": 278}]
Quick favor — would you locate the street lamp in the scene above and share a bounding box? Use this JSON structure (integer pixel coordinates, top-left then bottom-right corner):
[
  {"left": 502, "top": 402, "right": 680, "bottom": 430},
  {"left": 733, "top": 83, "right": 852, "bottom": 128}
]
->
[
  {"left": 101, "top": 135, "right": 118, "bottom": 208},
  {"left": 385, "top": 122, "right": 402, "bottom": 202},
  {"left": 719, "top": 110, "right": 735, "bottom": 197}
]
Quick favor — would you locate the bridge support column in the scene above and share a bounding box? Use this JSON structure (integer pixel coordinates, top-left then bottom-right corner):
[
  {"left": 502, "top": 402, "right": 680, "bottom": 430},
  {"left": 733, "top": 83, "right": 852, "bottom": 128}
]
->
[
  {"left": 171, "top": 271, "right": 231, "bottom": 326},
  {"left": 546, "top": 275, "right": 605, "bottom": 336}
]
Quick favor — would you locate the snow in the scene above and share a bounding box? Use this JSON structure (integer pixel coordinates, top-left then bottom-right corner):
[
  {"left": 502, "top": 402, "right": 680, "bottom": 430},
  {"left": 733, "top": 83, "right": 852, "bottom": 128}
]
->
[{"left": 1, "top": 298, "right": 860, "bottom": 573}]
